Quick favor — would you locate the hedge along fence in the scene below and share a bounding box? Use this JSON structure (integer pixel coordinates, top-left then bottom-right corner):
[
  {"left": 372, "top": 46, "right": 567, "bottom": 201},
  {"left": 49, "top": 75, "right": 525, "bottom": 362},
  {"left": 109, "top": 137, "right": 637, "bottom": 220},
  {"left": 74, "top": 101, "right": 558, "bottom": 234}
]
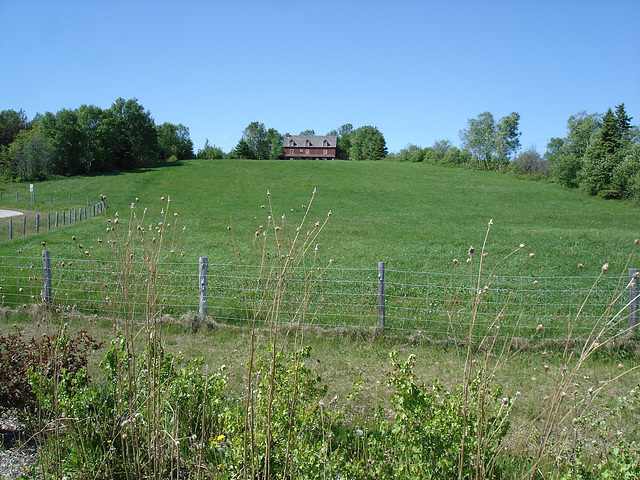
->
[
  {"left": 0, "top": 252, "right": 638, "bottom": 341},
  {"left": 0, "top": 199, "right": 107, "bottom": 240}
]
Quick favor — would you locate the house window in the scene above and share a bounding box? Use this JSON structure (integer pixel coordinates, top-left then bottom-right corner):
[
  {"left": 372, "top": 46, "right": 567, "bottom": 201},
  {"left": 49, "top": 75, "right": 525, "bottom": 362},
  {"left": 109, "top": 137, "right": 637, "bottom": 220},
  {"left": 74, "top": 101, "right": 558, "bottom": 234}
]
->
[
  {"left": 300, "top": 149, "right": 303, "bottom": 153},
  {"left": 323, "top": 140, "right": 329, "bottom": 147},
  {"left": 306, "top": 149, "right": 310, "bottom": 154},
  {"left": 323, "top": 149, "right": 327, "bottom": 155},
  {"left": 290, "top": 149, "right": 294, "bottom": 154}
]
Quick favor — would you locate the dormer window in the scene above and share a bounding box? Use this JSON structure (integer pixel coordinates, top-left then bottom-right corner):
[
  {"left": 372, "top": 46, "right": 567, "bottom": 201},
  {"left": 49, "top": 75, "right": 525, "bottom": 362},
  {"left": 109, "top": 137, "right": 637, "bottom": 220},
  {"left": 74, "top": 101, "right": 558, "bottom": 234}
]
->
[{"left": 305, "top": 139, "right": 311, "bottom": 147}]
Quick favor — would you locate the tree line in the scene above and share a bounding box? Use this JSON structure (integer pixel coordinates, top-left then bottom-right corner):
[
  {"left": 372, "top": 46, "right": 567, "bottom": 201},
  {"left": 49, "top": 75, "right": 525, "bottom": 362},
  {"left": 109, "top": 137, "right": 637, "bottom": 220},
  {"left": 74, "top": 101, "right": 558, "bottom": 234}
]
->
[
  {"left": 201, "top": 122, "right": 388, "bottom": 162},
  {"left": 2, "top": 99, "right": 638, "bottom": 202},
  {"left": 0, "top": 98, "right": 194, "bottom": 181},
  {"left": 546, "top": 104, "right": 639, "bottom": 199}
]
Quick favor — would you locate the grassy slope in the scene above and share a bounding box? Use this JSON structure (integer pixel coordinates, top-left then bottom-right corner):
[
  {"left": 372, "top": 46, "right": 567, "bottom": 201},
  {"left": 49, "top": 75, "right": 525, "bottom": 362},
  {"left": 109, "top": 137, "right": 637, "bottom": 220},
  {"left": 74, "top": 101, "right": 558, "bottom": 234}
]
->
[{"left": 1, "top": 159, "right": 639, "bottom": 276}]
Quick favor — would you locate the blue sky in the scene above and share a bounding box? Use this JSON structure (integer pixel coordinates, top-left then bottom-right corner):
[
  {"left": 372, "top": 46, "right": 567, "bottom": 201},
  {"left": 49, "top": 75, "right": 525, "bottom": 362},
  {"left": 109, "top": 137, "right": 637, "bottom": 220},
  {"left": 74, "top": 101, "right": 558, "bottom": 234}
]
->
[{"left": 1, "top": 0, "right": 638, "bottom": 155}]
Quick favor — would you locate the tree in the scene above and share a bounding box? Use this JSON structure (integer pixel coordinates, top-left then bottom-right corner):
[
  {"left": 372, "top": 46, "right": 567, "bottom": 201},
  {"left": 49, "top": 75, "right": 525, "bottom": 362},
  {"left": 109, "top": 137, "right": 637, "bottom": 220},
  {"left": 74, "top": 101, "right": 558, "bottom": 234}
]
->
[
  {"left": 431, "top": 139, "right": 453, "bottom": 154},
  {"left": 242, "top": 121, "right": 269, "bottom": 159},
  {"left": 107, "top": 98, "right": 158, "bottom": 169},
  {"left": 157, "top": 122, "right": 194, "bottom": 160},
  {"left": 495, "top": 112, "right": 522, "bottom": 165},
  {"left": 548, "top": 111, "right": 602, "bottom": 187},
  {"left": 197, "top": 139, "right": 225, "bottom": 159},
  {"left": 266, "top": 128, "right": 283, "bottom": 159},
  {"left": 510, "top": 147, "right": 549, "bottom": 176},
  {"left": 2, "top": 122, "right": 53, "bottom": 180},
  {"left": 459, "top": 112, "right": 496, "bottom": 167},
  {"left": 0, "top": 109, "right": 28, "bottom": 148},
  {"left": 459, "top": 111, "right": 521, "bottom": 169},
  {"left": 579, "top": 104, "right": 635, "bottom": 198},
  {"left": 395, "top": 143, "right": 424, "bottom": 162},
  {"left": 40, "top": 109, "right": 85, "bottom": 175},
  {"left": 299, "top": 129, "right": 315, "bottom": 135},
  {"left": 348, "top": 125, "right": 387, "bottom": 161},
  {"left": 230, "top": 138, "right": 252, "bottom": 159}
]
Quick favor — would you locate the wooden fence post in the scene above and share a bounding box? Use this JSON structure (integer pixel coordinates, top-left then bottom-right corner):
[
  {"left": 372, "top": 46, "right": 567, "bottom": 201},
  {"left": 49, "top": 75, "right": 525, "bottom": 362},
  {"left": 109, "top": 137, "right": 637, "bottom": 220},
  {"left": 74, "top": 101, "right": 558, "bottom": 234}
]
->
[
  {"left": 199, "top": 257, "right": 208, "bottom": 316},
  {"left": 629, "top": 268, "right": 639, "bottom": 336},
  {"left": 42, "top": 250, "right": 52, "bottom": 307},
  {"left": 47, "top": 213, "right": 51, "bottom": 231},
  {"left": 55, "top": 212, "right": 59, "bottom": 227},
  {"left": 9, "top": 217, "right": 12, "bottom": 239},
  {"left": 378, "top": 261, "right": 385, "bottom": 332}
]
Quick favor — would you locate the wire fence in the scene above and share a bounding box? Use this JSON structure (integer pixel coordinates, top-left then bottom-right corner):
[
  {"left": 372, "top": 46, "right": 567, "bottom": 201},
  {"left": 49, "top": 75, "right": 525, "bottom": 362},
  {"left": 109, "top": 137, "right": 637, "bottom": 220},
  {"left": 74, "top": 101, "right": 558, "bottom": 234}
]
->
[{"left": 0, "top": 253, "right": 637, "bottom": 341}]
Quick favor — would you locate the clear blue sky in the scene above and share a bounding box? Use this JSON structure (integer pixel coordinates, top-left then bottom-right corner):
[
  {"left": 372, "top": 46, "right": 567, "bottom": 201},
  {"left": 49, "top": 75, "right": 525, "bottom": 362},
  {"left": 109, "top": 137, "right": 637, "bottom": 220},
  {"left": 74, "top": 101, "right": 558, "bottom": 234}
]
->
[{"left": 1, "top": 0, "right": 638, "bottom": 155}]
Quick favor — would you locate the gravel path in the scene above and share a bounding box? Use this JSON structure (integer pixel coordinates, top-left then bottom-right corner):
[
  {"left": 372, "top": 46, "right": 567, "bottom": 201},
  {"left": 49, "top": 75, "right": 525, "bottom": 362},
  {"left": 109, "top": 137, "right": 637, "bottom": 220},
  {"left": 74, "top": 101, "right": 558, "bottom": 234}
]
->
[
  {"left": 0, "top": 210, "right": 24, "bottom": 219},
  {"left": 0, "top": 416, "right": 38, "bottom": 479}
]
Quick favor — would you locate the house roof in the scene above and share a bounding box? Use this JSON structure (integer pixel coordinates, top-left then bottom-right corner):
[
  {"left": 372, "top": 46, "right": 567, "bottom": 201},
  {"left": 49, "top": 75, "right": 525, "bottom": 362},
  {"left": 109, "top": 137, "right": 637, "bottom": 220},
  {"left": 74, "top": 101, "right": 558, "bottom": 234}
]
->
[{"left": 284, "top": 134, "right": 338, "bottom": 148}]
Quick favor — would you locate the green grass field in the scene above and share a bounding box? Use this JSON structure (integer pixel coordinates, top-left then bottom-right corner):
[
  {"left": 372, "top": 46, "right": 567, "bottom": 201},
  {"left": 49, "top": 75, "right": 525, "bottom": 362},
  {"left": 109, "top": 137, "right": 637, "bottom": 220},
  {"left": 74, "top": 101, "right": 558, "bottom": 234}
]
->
[
  {"left": 1, "top": 159, "right": 639, "bottom": 276},
  {"left": 1, "top": 161, "right": 640, "bottom": 478}
]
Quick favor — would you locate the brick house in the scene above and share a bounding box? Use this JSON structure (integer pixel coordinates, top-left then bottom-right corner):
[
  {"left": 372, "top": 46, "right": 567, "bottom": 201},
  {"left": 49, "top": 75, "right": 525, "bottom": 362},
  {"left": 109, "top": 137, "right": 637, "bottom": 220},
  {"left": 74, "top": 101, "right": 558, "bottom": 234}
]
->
[{"left": 282, "top": 134, "right": 338, "bottom": 160}]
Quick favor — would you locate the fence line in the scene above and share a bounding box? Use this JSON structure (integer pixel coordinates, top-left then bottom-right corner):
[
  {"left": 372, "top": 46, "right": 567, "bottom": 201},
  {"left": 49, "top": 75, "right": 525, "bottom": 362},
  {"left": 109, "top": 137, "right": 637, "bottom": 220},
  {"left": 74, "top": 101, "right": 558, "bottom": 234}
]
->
[
  {"left": 0, "top": 200, "right": 107, "bottom": 240},
  {"left": 0, "top": 252, "right": 637, "bottom": 340}
]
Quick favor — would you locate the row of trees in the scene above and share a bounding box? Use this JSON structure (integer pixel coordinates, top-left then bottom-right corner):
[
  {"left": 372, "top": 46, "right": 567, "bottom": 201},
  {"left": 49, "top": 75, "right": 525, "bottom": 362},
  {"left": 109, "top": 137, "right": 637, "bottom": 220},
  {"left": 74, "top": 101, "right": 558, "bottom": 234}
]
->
[
  {"left": 547, "top": 104, "right": 639, "bottom": 199},
  {"left": 0, "top": 99, "right": 194, "bottom": 181},
  {"left": 204, "top": 122, "right": 389, "bottom": 162},
  {"left": 3, "top": 99, "right": 637, "bottom": 202}
]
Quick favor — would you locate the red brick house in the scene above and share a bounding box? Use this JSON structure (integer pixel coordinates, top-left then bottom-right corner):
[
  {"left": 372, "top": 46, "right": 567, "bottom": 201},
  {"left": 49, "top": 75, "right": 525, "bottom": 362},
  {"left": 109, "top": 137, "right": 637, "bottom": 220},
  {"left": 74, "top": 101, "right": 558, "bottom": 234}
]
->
[{"left": 282, "top": 134, "right": 338, "bottom": 160}]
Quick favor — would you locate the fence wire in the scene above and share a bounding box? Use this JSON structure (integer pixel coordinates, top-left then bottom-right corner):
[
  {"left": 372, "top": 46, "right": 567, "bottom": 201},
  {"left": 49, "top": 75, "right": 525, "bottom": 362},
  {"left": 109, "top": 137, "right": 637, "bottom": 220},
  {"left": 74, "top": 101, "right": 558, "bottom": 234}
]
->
[{"left": 0, "top": 254, "right": 635, "bottom": 340}]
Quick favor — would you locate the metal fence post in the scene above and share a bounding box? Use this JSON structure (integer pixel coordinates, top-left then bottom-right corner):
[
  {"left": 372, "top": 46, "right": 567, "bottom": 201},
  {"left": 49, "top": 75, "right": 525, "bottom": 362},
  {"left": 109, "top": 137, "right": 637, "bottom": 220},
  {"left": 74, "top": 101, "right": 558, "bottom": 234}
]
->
[
  {"left": 9, "top": 217, "right": 12, "bottom": 239},
  {"left": 378, "top": 261, "right": 385, "bottom": 332},
  {"left": 42, "top": 250, "right": 52, "bottom": 307},
  {"left": 36, "top": 214, "right": 39, "bottom": 233},
  {"left": 199, "top": 257, "right": 208, "bottom": 316},
  {"left": 630, "top": 268, "right": 639, "bottom": 336},
  {"left": 22, "top": 216, "right": 26, "bottom": 236}
]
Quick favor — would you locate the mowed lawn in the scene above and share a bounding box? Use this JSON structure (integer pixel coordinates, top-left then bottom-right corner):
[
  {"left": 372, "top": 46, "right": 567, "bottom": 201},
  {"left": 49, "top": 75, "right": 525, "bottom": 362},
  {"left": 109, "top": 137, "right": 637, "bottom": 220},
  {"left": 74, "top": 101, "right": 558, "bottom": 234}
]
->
[{"left": 1, "top": 159, "right": 639, "bottom": 277}]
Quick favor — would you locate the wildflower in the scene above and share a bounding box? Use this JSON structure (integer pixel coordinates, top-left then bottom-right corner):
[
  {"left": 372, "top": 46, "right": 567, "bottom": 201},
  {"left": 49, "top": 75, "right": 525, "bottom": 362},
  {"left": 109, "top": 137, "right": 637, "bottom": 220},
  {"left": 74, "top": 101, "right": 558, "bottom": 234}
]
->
[
  {"left": 72, "top": 236, "right": 76, "bottom": 241},
  {"left": 328, "top": 210, "right": 332, "bottom": 216},
  {"left": 618, "top": 363, "right": 624, "bottom": 369},
  {"left": 578, "top": 263, "right": 584, "bottom": 270},
  {"left": 136, "top": 197, "right": 139, "bottom": 202},
  {"left": 355, "top": 429, "right": 364, "bottom": 437},
  {"left": 315, "top": 221, "right": 320, "bottom": 227},
  {"left": 536, "top": 324, "right": 543, "bottom": 332},
  {"left": 453, "top": 259, "right": 458, "bottom": 265},
  {"left": 488, "top": 218, "right": 493, "bottom": 227},
  {"left": 131, "top": 203, "right": 135, "bottom": 209},
  {"left": 467, "top": 258, "right": 472, "bottom": 264},
  {"left": 41, "top": 242, "right": 46, "bottom": 246},
  {"left": 602, "top": 263, "right": 609, "bottom": 272},
  {"left": 468, "top": 246, "right": 474, "bottom": 255},
  {"left": 266, "top": 190, "right": 270, "bottom": 196},
  {"left": 519, "top": 243, "right": 525, "bottom": 249},
  {"left": 161, "top": 196, "right": 165, "bottom": 201},
  {"left": 529, "top": 252, "right": 535, "bottom": 258}
]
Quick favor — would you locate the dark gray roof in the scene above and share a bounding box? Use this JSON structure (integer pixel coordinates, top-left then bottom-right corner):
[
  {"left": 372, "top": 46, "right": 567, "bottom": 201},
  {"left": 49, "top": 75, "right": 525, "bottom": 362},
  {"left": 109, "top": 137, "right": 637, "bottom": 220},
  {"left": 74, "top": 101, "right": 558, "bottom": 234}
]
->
[{"left": 284, "top": 134, "right": 338, "bottom": 148}]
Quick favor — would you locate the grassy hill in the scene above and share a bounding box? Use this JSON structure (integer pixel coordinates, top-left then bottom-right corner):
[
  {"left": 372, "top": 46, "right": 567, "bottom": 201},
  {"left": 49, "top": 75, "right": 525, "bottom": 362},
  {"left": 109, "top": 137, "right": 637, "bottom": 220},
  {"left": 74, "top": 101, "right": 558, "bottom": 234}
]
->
[{"left": 1, "top": 159, "right": 639, "bottom": 277}]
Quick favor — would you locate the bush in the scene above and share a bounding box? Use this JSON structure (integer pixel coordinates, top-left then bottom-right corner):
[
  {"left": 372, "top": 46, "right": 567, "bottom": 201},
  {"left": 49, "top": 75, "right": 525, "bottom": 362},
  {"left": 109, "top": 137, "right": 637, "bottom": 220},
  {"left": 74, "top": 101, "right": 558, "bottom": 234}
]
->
[{"left": 0, "top": 328, "right": 101, "bottom": 413}]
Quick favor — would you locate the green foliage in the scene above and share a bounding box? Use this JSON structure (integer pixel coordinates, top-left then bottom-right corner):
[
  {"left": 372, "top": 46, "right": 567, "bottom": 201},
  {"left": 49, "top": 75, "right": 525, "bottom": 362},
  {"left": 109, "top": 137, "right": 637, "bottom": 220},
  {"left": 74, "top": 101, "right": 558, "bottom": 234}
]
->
[
  {"left": 0, "top": 328, "right": 101, "bottom": 413},
  {"left": 0, "top": 108, "right": 28, "bottom": 148},
  {"left": 33, "top": 331, "right": 227, "bottom": 479},
  {"left": 196, "top": 138, "right": 225, "bottom": 159},
  {"left": 241, "top": 121, "right": 270, "bottom": 159},
  {"left": 351, "top": 351, "right": 510, "bottom": 479},
  {"left": 459, "top": 111, "right": 522, "bottom": 169},
  {"left": 157, "top": 122, "right": 194, "bottom": 160},
  {"left": 348, "top": 125, "right": 388, "bottom": 161}
]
